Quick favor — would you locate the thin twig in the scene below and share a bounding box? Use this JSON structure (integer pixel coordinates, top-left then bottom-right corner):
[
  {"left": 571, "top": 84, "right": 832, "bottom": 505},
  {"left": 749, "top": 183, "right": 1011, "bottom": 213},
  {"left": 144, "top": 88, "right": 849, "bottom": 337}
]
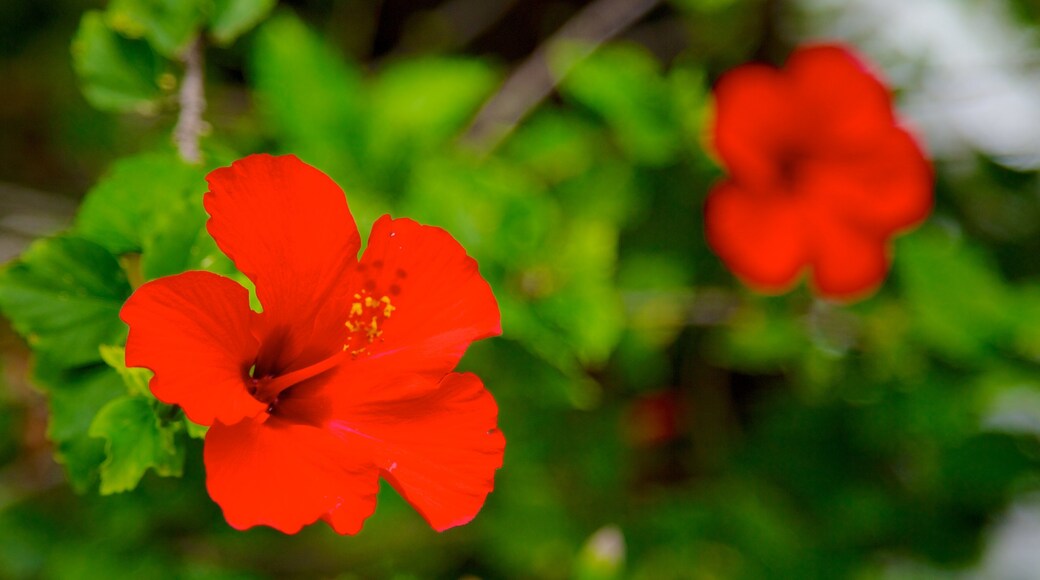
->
[
  {"left": 429, "top": 0, "right": 519, "bottom": 49},
  {"left": 0, "top": 182, "right": 75, "bottom": 263},
  {"left": 173, "top": 37, "right": 206, "bottom": 164},
  {"left": 463, "top": 0, "right": 662, "bottom": 152},
  {"left": 383, "top": 0, "right": 518, "bottom": 59}
]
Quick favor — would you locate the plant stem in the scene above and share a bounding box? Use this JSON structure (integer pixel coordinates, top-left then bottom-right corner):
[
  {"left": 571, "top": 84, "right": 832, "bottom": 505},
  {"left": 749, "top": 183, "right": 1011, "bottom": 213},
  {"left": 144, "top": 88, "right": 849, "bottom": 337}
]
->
[
  {"left": 173, "top": 37, "right": 206, "bottom": 164},
  {"left": 463, "top": 0, "right": 661, "bottom": 152}
]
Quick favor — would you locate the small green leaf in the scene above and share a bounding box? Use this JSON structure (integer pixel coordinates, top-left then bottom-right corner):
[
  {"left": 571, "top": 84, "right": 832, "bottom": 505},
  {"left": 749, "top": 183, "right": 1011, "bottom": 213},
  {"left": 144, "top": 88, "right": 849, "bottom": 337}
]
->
[
  {"left": 897, "top": 228, "right": 1013, "bottom": 362},
  {"left": 106, "top": 0, "right": 204, "bottom": 57},
  {"left": 368, "top": 57, "right": 498, "bottom": 182},
  {"left": 0, "top": 236, "right": 131, "bottom": 370},
  {"left": 99, "top": 345, "right": 152, "bottom": 397},
  {"left": 670, "top": 0, "right": 740, "bottom": 13},
  {"left": 252, "top": 13, "right": 366, "bottom": 175},
  {"left": 556, "top": 43, "right": 682, "bottom": 165},
  {"left": 34, "top": 365, "right": 126, "bottom": 492},
  {"left": 402, "top": 154, "right": 552, "bottom": 264},
  {"left": 536, "top": 219, "right": 625, "bottom": 366},
  {"left": 209, "top": 0, "right": 276, "bottom": 45},
  {"left": 505, "top": 111, "right": 599, "bottom": 184},
  {"left": 185, "top": 418, "right": 209, "bottom": 439},
  {"left": 89, "top": 396, "right": 185, "bottom": 494},
  {"left": 71, "top": 11, "right": 167, "bottom": 113},
  {"left": 713, "top": 299, "right": 808, "bottom": 372},
  {"left": 140, "top": 193, "right": 236, "bottom": 280},
  {"left": 75, "top": 152, "right": 208, "bottom": 255},
  {"left": 370, "top": 57, "right": 497, "bottom": 145}
]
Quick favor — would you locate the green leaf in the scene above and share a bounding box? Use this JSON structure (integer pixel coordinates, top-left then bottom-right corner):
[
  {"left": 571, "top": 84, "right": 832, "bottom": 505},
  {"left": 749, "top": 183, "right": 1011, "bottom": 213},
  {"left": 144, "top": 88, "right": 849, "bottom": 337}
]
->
[
  {"left": 556, "top": 43, "right": 682, "bottom": 165},
  {"left": 184, "top": 418, "right": 209, "bottom": 439},
  {"left": 140, "top": 192, "right": 236, "bottom": 280},
  {"left": 369, "top": 57, "right": 497, "bottom": 147},
  {"left": 536, "top": 219, "right": 625, "bottom": 366},
  {"left": 402, "top": 154, "right": 552, "bottom": 264},
  {"left": 494, "top": 300, "right": 605, "bottom": 409},
  {"left": 0, "top": 236, "right": 131, "bottom": 370},
  {"left": 712, "top": 298, "right": 808, "bottom": 372},
  {"left": 75, "top": 152, "right": 208, "bottom": 255},
  {"left": 668, "top": 64, "right": 710, "bottom": 153},
  {"left": 252, "top": 13, "right": 366, "bottom": 174},
  {"left": 34, "top": 365, "right": 126, "bottom": 492},
  {"left": 89, "top": 396, "right": 185, "bottom": 494},
  {"left": 106, "top": 0, "right": 204, "bottom": 57},
  {"left": 669, "top": 0, "right": 739, "bottom": 13},
  {"left": 71, "top": 11, "right": 167, "bottom": 113},
  {"left": 505, "top": 111, "right": 600, "bottom": 184},
  {"left": 99, "top": 345, "right": 152, "bottom": 397},
  {"left": 367, "top": 57, "right": 498, "bottom": 184},
  {"left": 209, "top": 0, "right": 276, "bottom": 45},
  {"left": 897, "top": 228, "right": 1013, "bottom": 362}
]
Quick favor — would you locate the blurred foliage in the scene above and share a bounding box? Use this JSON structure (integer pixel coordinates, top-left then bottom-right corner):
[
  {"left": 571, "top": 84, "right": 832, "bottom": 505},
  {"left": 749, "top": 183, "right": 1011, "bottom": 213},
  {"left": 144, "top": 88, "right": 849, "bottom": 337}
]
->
[{"left": 3, "top": 0, "right": 1040, "bottom": 578}]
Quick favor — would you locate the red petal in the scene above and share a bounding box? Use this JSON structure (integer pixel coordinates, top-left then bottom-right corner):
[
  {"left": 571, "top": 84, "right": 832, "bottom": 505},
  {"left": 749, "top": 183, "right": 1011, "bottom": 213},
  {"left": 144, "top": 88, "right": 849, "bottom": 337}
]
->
[
  {"left": 808, "top": 128, "right": 933, "bottom": 234},
  {"left": 786, "top": 44, "right": 895, "bottom": 149},
  {"left": 204, "top": 416, "right": 379, "bottom": 534},
  {"left": 712, "top": 64, "right": 796, "bottom": 189},
  {"left": 204, "top": 154, "right": 361, "bottom": 375},
  {"left": 704, "top": 181, "right": 809, "bottom": 292},
  {"left": 809, "top": 218, "right": 889, "bottom": 300},
  {"left": 121, "top": 271, "right": 264, "bottom": 426},
  {"left": 329, "top": 372, "right": 505, "bottom": 531},
  {"left": 344, "top": 216, "right": 500, "bottom": 377}
]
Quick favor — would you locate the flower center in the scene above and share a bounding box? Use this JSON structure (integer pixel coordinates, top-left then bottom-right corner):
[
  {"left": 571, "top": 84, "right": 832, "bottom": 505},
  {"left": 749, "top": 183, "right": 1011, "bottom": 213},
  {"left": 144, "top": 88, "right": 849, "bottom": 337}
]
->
[
  {"left": 343, "top": 289, "right": 396, "bottom": 357},
  {"left": 248, "top": 347, "right": 345, "bottom": 410},
  {"left": 244, "top": 277, "right": 402, "bottom": 414},
  {"left": 778, "top": 154, "right": 797, "bottom": 183}
]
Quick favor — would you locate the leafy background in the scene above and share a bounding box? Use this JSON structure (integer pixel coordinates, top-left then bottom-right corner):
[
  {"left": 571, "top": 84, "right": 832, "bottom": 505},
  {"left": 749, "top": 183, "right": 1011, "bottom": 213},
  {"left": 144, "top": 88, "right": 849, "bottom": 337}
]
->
[{"left": 3, "top": 0, "right": 1040, "bottom": 577}]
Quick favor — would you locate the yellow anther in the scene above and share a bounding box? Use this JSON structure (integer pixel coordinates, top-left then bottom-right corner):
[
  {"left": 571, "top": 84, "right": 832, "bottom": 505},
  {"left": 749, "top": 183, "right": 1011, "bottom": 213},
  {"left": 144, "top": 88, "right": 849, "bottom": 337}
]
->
[
  {"left": 344, "top": 290, "right": 396, "bottom": 352},
  {"left": 380, "top": 296, "right": 396, "bottom": 318},
  {"left": 365, "top": 317, "right": 382, "bottom": 341},
  {"left": 349, "top": 346, "right": 369, "bottom": 358}
]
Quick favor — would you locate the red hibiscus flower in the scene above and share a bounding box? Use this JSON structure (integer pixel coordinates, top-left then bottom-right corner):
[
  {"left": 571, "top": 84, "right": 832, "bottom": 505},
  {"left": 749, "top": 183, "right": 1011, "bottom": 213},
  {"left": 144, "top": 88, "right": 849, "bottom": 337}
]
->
[
  {"left": 705, "top": 43, "right": 933, "bottom": 300},
  {"left": 120, "top": 154, "right": 504, "bottom": 534}
]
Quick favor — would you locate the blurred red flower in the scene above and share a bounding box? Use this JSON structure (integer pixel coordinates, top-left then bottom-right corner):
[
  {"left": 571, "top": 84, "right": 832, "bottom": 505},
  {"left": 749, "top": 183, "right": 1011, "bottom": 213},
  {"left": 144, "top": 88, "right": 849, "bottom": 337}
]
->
[
  {"left": 121, "top": 154, "right": 504, "bottom": 534},
  {"left": 705, "top": 44, "right": 933, "bottom": 300}
]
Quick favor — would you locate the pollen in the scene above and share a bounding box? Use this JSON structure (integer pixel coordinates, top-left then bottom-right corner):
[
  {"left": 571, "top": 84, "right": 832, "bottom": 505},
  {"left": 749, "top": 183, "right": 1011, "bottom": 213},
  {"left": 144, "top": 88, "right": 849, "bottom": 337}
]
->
[
  {"left": 343, "top": 289, "right": 396, "bottom": 357},
  {"left": 366, "top": 317, "right": 382, "bottom": 341}
]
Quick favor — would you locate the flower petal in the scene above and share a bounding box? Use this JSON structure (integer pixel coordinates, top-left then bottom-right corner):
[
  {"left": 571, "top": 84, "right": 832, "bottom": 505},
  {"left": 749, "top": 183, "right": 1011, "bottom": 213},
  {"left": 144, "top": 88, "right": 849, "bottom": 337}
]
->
[
  {"left": 204, "top": 416, "right": 379, "bottom": 535},
  {"left": 344, "top": 216, "right": 501, "bottom": 377},
  {"left": 787, "top": 44, "right": 895, "bottom": 149},
  {"left": 121, "top": 271, "right": 264, "bottom": 426},
  {"left": 711, "top": 64, "right": 796, "bottom": 189},
  {"left": 329, "top": 372, "right": 505, "bottom": 531},
  {"left": 809, "top": 218, "right": 889, "bottom": 300},
  {"left": 704, "top": 181, "right": 809, "bottom": 292},
  {"left": 204, "top": 154, "right": 361, "bottom": 375},
  {"left": 809, "top": 128, "right": 933, "bottom": 234}
]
